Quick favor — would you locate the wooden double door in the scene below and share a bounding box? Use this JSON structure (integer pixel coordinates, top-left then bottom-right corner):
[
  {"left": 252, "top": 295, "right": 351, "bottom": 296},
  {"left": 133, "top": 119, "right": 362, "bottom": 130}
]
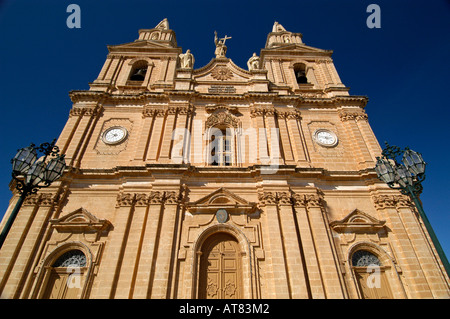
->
[
  {"left": 199, "top": 233, "right": 243, "bottom": 299},
  {"left": 42, "top": 268, "right": 84, "bottom": 299},
  {"left": 354, "top": 267, "right": 393, "bottom": 299}
]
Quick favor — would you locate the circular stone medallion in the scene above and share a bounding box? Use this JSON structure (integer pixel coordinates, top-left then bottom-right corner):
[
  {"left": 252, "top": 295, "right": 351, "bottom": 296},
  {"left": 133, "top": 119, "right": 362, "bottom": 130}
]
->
[{"left": 216, "top": 209, "right": 228, "bottom": 223}]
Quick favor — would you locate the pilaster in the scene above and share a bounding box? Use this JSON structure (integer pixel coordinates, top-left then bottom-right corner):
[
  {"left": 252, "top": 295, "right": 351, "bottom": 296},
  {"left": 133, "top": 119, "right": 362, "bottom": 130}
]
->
[
  {"left": 276, "top": 192, "right": 309, "bottom": 298},
  {"left": 132, "top": 191, "right": 164, "bottom": 298},
  {"left": 372, "top": 194, "right": 434, "bottom": 298},
  {"left": 150, "top": 191, "right": 181, "bottom": 298},
  {"left": 292, "top": 193, "right": 325, "bottom": 298},
  {"left": 258, "top": 192, "right": 290, "bottom": 298}
]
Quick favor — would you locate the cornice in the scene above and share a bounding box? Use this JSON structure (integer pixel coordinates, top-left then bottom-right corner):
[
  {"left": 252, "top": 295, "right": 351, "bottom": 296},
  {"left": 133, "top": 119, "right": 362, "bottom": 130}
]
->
[
  {"left": 68, "top": 89, "right": 368, "bottom": 111},
  {"left": 62, "top": 164, "right": 379, "bottom": 183}
]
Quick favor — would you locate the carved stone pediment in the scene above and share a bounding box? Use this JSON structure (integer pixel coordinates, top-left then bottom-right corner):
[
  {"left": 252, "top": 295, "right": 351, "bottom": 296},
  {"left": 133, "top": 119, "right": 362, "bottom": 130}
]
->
[
  {"left": 205, "top": 110, "right": 239, "bottom": 128},
  {"left": 50, "top": 207, "right": 112, "bottom": 233},
  {"left": 330, "top": 209, "right": 385, "bottom": 233},
  {"left": 186, "top": 187, "right": 257, "bottom": 214},
  {"left": 193, "top": 58, "right": 251, "bottom": 82}
]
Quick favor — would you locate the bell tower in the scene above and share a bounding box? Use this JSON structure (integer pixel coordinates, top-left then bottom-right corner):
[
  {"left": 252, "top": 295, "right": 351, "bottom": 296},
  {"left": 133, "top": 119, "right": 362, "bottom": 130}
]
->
[{"left": 89, "top": 17, "right": 181, "bottom": 94}]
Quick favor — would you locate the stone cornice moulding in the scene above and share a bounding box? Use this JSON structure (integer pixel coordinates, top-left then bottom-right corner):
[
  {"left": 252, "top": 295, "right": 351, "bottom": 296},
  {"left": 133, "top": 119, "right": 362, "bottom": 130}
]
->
[{"left": 69, "top": 89, "right": 368, "bottom": 113}]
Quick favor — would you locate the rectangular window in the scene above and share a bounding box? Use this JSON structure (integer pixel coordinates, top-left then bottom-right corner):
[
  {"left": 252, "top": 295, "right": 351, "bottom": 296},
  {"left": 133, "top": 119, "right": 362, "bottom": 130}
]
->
[{"left": 208, "top": 129, "right": 233, "bottom": 166}]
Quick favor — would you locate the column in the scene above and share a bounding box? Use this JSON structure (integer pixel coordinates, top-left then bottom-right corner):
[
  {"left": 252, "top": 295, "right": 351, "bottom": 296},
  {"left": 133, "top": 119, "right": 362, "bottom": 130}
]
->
[
  {"left": 286, "top": 112, "right": 310, "bottom": 167},
  {"left": 264, "top": 108, "right": 282, "bottom": 163},
  {"left": 150, "top": 191, "right": 180, "bottom": 298},
  {"left": 304, "top": 193, "right": 345, "bottom": 298},
  {"left": 355, "top": 113, "right": 382, "bottom": 161},
  {"left": 276, "top": 112, "right": 295, "bottom": 164},
  {"left": 259, "top": 192, "right": 290, "bottom": 298},
  {"left": 114, "top": 194, "right": 149, "bottom": 299},
  {"left": 146, "top": 109, "right": 166, "bottom": 161},
  {"left": 134, "top": 108, "right": 155, "bottom": 161},
  {"left": 94, "top": 193, "right": 135, "bottom": 298},
  {"left": 159, "top": 107, "right": 177, "bottom": 163},
  {"left": 64, "top": 106, "right": 102, "bottom": 168},
  {"left": 0, "top": 193, "right": 58, "bottom": 298},
  {"left": 250, "top": 107, "right": 269, "bottom": 164},
  {"left": 131, "top": 191, "right": 164, "bottom": 298},
  {"left": 396, "top": 196, "right": 450, "bottom": 297},
  {"left": 292, "top": 193, "right": 325, "bottom": 298},
  {"left": 339, "top": 109, "right": 373, "bottom": 169},
  {"left": 372, "top": 194, "right": 433, "bottom": 298},
  {"left": 276, "top": 192, "right": 309, "bottom": 298},
  {"left": 58, "top": 111, "right": 82, "bottom": 155},
  {"left": 173, "top": 106, "right": 189, "bottom": 164}
]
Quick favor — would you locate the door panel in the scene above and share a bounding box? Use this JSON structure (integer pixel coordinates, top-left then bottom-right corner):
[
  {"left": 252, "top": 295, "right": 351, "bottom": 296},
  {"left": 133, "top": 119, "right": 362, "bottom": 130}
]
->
[
  {"left": 199, "top": 233, "right": 242, "bottom": 299},
  {"left": 354, "top": 268, "right": 393, "bottom": 299},
  {"left": 43, "top": 269, "right": 84, "bottom": 299}
]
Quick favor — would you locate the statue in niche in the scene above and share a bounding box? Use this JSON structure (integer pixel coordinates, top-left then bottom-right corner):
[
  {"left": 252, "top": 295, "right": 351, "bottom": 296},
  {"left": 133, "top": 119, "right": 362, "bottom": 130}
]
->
[
  {"left": 247, "top": 53, "right": 260, "bottom": 71},
  {"left": 214, "top": 31, "right": 232, "bottom": 58},
  {"left": 179, "top": 49, "right": 195, "bottom": 69}
]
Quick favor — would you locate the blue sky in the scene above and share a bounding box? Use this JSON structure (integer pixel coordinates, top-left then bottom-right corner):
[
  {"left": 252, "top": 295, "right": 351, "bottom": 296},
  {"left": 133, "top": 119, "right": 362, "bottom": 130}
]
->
[{"left": 0, "top": 0, "right": 449, "bottom": 260}]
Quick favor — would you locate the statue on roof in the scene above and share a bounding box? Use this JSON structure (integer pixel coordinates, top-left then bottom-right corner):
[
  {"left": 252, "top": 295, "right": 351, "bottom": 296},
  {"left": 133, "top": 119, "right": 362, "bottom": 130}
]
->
[
  {"left": 247, "top": 53, "right": 260, "bottom": 71},
  {"left": 214, "top": 31, "right": 232, "bottom": 58},
  {"left": 179, "top": 49, "right": 195, "bottom": 69}
]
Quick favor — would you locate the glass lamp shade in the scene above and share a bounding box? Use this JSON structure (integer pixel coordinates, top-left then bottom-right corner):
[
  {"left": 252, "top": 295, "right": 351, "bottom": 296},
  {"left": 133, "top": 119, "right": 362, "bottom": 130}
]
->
[
  {"left": 375, "top": 158, "right": 396, "bottom": 184},
  {"left": 403, "top": 149, "right": 426, "bottom": 176},
  {"left": 25, "top": 160, "right": 46, "bottom": 186},
  {"left": 44, "top": 156, "right": 66, "bottom": 183},
  {"left": 394, "top": 164, "right": 413, "bottom": 188},
  {"left": 12, "top": 146, "right": 37, "bottom": 176}
]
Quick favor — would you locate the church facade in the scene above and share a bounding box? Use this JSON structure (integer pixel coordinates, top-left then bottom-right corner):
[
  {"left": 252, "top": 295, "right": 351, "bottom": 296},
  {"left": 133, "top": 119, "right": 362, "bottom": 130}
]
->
[{"left": 0, "top": 19, "right": 449, "bottom": 299}]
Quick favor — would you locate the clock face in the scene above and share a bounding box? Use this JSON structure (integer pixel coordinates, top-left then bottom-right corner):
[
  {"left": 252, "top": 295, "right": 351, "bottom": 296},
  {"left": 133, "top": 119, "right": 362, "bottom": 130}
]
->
[
  {"left": 314, "top": 130, "right": 338, "bottom": 147},
  {"left": 103, "top": 127, "right": 127, "bottom": 144}
]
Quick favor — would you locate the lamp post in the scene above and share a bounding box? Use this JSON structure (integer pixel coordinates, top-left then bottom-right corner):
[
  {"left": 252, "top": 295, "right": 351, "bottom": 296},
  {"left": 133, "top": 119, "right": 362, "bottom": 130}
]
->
[
  {"left": 375, "top": 141, "right": 450, "bottom": 277},
  {"left": 0, "top": 139, "right": 66, "bottom": 249}
]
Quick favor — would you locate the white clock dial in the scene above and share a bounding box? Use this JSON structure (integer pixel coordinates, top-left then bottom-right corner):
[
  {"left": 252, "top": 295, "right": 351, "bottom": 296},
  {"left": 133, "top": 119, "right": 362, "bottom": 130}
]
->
[
  {"left": 314, "top": 130, "right": 338, "bottom": 147},
  {"left": 103, "top": 127, "right": 127, "bottom": 144}
]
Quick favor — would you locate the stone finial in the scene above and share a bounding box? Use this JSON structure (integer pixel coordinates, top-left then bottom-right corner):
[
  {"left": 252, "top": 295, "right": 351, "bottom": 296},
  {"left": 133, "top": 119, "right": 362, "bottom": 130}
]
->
[
  {"left": 155, "top": 18, "right": 169, "bottom": 30},
  {"left": 272, "top": 21, "right": 286, "bottom": 32}
]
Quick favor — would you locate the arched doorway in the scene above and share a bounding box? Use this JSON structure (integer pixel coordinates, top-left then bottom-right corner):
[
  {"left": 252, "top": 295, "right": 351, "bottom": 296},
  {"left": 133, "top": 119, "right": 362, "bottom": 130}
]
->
[
  {"left": 351, "top": 249, "right": 393, "bottom": 299},
  {"left": 198, "top": 232, "right": 243, "bottom": 299},
  {"left": 42, "top": 249, "right": 87, "bottom": 299}
]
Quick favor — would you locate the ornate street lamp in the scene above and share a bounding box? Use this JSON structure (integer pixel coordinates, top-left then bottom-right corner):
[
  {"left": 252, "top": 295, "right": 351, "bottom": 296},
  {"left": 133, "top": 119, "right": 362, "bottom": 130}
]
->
[
  {"left": 375, "top": 142, "right": 450, "bottom": 276},
  {"left": 0, "top": 139, "right": 66, "bottom": 249}
]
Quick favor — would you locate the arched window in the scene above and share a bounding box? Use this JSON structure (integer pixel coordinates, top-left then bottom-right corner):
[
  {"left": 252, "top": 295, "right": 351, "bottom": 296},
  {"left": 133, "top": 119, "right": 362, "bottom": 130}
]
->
[
  {"left": 129, "top": 62, "right": 148, "bottom": 82},
  {"left": 53, "top": 249, "right": 87, "bottom": 268},
  {"left": 42, "top": 249, "right": 88, "bottom": 299},
  {"left": 294, "top": 63, "right": 308, "bottom": 84},
  {"left": 351, "top": 250, "right": 381, "bottom": 267}
]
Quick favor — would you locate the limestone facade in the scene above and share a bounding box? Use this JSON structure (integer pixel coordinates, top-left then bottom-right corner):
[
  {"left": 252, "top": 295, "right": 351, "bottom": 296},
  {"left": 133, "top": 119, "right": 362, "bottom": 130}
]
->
[{"left": 0, "top": 20, "right": 448, "bottom": 299}]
